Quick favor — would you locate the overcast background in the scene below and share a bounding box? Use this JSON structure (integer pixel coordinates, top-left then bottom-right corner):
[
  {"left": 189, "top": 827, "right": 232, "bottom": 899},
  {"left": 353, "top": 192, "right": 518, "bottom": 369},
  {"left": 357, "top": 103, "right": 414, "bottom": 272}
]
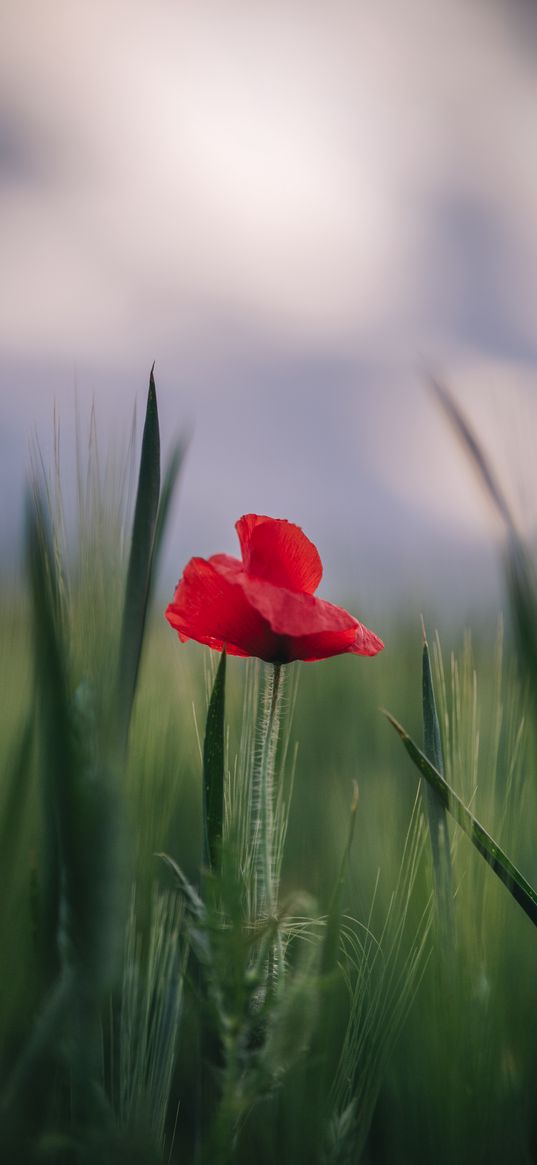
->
[{"left": 2, "top": 0, "right": 537, "bottom": 621}]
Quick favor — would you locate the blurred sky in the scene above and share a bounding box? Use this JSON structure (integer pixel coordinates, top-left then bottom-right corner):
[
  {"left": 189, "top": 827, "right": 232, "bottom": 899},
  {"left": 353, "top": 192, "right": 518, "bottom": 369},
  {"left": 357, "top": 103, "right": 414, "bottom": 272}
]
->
[{"left": 2, "top": 0, "right": 537, "bottom": 618}]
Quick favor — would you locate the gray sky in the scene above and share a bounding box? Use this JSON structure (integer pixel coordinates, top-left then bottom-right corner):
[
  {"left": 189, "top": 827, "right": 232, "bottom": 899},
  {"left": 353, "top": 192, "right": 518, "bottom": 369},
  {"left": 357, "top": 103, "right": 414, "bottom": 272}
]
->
[{"left": 2, "top": 0, "right": 537, "bottom": 617}]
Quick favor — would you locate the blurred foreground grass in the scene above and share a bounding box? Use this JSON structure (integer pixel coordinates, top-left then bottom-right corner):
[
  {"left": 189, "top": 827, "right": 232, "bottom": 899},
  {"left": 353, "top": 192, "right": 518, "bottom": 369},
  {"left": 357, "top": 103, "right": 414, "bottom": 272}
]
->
[
  {"left": 1, "top": 382, "right": 537, "bottom": 1163},
  {"left": 2, "top": 586, "right": 536, "bottom": 1162}
]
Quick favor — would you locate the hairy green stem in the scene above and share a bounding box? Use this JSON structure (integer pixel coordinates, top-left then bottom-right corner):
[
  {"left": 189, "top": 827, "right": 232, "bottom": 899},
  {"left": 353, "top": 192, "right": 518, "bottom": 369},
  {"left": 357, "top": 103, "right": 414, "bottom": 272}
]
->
[{"left": 260, "top": 663, "right": 282, "bottom": 919}]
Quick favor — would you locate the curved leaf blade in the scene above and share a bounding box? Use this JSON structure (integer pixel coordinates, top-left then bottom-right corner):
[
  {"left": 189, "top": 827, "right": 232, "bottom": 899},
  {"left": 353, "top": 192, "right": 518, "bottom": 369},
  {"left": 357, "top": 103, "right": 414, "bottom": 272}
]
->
[
  {"left": 384, "top": 710, "right": 537, "bottom": 928},
  {"left": 421, "top": 633, "right": 453, "bottom": 937}
]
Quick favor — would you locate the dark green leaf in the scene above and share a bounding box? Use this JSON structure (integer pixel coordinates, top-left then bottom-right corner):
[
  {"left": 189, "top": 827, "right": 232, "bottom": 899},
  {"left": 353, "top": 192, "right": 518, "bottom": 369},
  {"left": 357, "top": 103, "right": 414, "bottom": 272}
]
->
[
  {"left": 26, "top": 489, "right": 75, "bottom": 985},
  {"left": 421, "top": 632, "right": 453, "bottom": 936},
  {"left": 28, "top": 492, "right": 122, "bottom": 991},
  {"left": 203, "top": 650, "right": 227, "bottom": 872},
  {"left": 0, "top": 714, "right": 33, "bottom": 892},
  {"left": 151, "top": 436, "right": 188, "bottom": 586},
  {"left": 503, "top": 537, "right": 537, "bottom": 715},
  {"left": 384, "top": 710, "right": 537, "bottom": 928},
  {"left": 0, "top": 969, "right": 76, "bottom": 1138},
  {"left": 117, "top": 367, "right": 160, "bottom": 747}
]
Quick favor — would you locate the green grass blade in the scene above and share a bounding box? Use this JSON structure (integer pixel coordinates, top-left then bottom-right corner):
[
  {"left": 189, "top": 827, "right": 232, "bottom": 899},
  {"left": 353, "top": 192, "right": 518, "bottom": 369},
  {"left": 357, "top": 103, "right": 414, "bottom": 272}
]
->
[
  {"left": 158, "top": 853, "right": 211, "bottom": 965},
  {"left": 5, "top": 496, "right": 81, "bottom": 1132},
  {"left": 310, "top": 784, "right": 359, "bottom": 1143},
  {"left": 117, "top": 367, "right": 161, "bottom": 747},
  {"left": 384, "top": 710, "right": 537, "bottom": 928},
  {"left": 158, "top": 853, "right": 206, "bottom": 919},
  {"left": 27, "top": 489, "right": 122, "bottom": 992},
  {"left": 26, "top": 488, "right": 75, "bottom": 985},
  {"left": 0, "top": 714, "right": 33, "bottom": 891},
  {"left": 503, "top": 537, "right": 537, "bottom": 714},
  {"left": 0, "top": 970, "right": 76, "bottom": 1141},
  {"left": 151, "top": 436, "right": 187, "bottom": 585},
  {"left": 431, "top": 379, "right": 537, "bottom": 716},
  {"left": 421, "top": 632, "right": 453, "bottom": 936},
  {"left": 430, "top": 378, "right": 515, "bottom": 530},
  {"left": 203, "top": 649, "right": 227, "bottom": 872},
  {"left": 321, "top": 782, "right": 359, "bottom": 978}
]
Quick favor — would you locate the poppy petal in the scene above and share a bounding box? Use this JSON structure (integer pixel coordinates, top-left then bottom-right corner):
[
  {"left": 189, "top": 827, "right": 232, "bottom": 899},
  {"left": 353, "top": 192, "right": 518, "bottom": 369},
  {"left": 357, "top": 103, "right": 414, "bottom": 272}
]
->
[
  {"left": 240, "top": 575, "right": 356, "bottom": 637},
  {"left": 281, "top": 627, "right": 360, "bottom": 663},
  {"left": 165, "top": 557, "right": 277, "bottom": 660},
  {"left": 236, "top": 514, "right": 323, "bottom": 594},
  {"left": 275, "top": 619, "right": 383, "bottom": 663},
  {"left": 208, "top": 553, "right": 243, "bottom": 574},
  {"left": 166, "top": 518, "right": 383, "bottom": 664},
  {"left": 238, "top": 575, "right": 383, "bottom": 661},
  {"left": 347, "top": 623, "right": 384, "bottom": 656}
]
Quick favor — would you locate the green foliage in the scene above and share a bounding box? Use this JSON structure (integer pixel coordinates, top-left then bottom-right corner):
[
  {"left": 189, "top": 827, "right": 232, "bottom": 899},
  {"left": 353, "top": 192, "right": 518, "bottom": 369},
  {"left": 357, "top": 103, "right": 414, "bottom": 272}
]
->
[
  {"left": 1, "top": 382, "right": 537, "bottom": 1164},
  {"left": 117, "top": 367, "right": 161, "bottom": 750},
  {"left": 432, "top": 377, "right": 537, "bottom": 726},
  {"left": 117, "top": 888, "right": 187, "bottom": 1152},
  {"left": 203, "top": 649, "right": 227, "bottom": 872},
  {"left": 385, "top": 709, "right": 537, "bottom": 927},
  {"left": 387, "top": 626, "right": 537, "bottom": 1164},
  {"left": 0, "top": 373, "right": 188, "bottom": 1162}
]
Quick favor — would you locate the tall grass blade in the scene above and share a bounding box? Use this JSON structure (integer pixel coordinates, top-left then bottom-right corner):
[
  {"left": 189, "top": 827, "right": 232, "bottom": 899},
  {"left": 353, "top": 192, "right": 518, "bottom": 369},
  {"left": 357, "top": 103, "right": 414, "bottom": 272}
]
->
[
  {"left": 203, "top": 649, "right": 227, "bottom": 872},
  {"left": 384, "top": 710, "right": 537, "bottom": 927},
  {"left": 0, "top": 970, "right": 76, "bottom": 1142},
  {"left": 2, "top": 496, "right": 81, "bottom": 1132},
  {"left": 327, "top": 789, "right": 431, "bottom": 1163},
  {"left": 12, "top": 485, "right": 124, "bottom": 1145},
  {"left": 421, "top": 630, "right": 453, "bottom": 937},
  {"left": 503, "top": 539, "right": 537, "bottom": 715},
  {"left": 158, "top": 853, "right": 211, "bottom": 965},
  {"left": 431, "top": 378, "right": 537, "bottom": 715},
  {"left": 321, "top": 782, "right": 359, "bottom": 979},
  {"left": 152, "top": 437, "right": 187, "bottom": 585},
  {"left": 118, "top": 888, "right": 186, "bottom": 1151},
  {"left": 0, "top": 714, "right": 33, "bottom": 896},
  {"left": 310, "top": 785, "right": 360, "bottom": 1152},
  {"left": 30, "top": 490, "right": 121, "bottom": 991},
  {"left": 117, "top": 367, "right": 160, "bottom": 747},
  {"left": 26, "top": 488, "right": 75, "bottom": 985},
  {"left": 430, "top": 378, "right": 515, "bottom": 529}
]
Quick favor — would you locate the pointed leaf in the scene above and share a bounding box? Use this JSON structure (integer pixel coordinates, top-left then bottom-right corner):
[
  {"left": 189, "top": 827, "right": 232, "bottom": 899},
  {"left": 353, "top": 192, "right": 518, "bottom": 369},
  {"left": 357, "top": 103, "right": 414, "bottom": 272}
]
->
[
  {"left": 384, "top": 710, "right": 537, "bottom": 928},
  {"left": 117, "top": 367, "right": 160, "bottom": 747},
  {"left": 203, "top": 650, "right": 227, "bottom": 872},
  {"left": 421, "top": 634, "right": 453, "bottom": 934},
  {"left": 151, "top": 436, "right": 188, "bottom": 585}
]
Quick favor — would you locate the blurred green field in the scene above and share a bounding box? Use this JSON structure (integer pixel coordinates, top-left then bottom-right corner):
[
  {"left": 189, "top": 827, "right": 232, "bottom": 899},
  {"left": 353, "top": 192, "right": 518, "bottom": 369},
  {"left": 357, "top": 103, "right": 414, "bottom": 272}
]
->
[
  {"left": 1, "top": 386, "right": 537, "bottom": 1163},
  {"left": 2, "top": 583, "right": 537, "bottom": 1162}
]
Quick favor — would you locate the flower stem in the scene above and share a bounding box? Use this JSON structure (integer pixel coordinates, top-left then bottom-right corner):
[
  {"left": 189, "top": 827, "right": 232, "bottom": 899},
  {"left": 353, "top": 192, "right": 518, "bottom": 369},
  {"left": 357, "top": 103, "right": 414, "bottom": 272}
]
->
[{"left": 259, "top": 663, "right": 282, "bottom": 920}]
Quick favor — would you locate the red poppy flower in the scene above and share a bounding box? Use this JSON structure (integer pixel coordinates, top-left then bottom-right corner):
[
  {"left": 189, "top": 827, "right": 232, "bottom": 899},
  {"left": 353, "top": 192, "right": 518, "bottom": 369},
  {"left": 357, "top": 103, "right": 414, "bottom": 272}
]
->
[{"left": 165, "top": 514, "right": 384, "bottom": 664}]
